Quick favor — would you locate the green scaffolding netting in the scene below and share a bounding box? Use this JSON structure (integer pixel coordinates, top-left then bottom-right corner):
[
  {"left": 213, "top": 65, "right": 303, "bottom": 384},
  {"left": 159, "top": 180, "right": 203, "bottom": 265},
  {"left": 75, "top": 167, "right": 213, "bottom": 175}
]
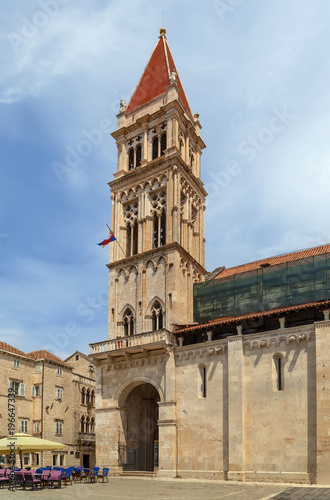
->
[{"left": 194, "top": 254, "right": 330, "bottom": 323}]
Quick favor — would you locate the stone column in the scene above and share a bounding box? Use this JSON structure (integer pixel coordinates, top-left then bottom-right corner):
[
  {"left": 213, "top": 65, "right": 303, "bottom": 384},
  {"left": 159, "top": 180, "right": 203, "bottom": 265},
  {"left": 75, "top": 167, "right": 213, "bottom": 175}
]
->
[
  {"left": 227, "top": 335, "right": 244, "bottom": 481},
  {"left": 157, "top": 351, "right": 177, "bottom": 477},
  {"left": 142, "top": 124, "right": 148, "bottom": 166}
]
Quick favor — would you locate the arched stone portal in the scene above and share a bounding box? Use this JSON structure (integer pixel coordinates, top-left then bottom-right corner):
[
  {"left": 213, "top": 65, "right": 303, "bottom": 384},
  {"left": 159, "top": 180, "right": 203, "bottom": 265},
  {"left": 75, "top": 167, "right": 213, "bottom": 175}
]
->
[{"left": 120, "top": 382, "right": 160, "bottom": 471}]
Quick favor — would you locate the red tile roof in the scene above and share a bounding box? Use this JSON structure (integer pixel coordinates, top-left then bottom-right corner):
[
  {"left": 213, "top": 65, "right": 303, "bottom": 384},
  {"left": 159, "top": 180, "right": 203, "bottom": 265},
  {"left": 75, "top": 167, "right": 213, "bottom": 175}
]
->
[
  {"left": 27, "top": 350, "right": 71, "bottom": 367},
  {"left": 0, "top": 341, "right": 27, "bottom": 357},
  {"left": 215, "top": 244, "right": 330, "bottom": 280},
  {"left": 126, "top": 33, "right": 193, "bottom": 118},
  {"left": 174, "top": 299, "right": 330, "bottom": 334}
]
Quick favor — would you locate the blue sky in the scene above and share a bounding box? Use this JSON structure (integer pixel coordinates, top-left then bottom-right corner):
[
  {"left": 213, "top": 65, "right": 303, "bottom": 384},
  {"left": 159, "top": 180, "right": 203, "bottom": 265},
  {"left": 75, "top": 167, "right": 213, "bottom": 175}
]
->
[{"left": 1, "top": 0, "right": 330, "bottom": 359}]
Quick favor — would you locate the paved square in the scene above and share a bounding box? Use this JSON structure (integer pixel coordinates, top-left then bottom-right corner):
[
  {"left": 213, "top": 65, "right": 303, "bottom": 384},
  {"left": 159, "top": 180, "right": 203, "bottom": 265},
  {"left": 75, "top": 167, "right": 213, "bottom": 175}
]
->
[{"left": 1, "top": 478, "right": 330, "bottom": 500}]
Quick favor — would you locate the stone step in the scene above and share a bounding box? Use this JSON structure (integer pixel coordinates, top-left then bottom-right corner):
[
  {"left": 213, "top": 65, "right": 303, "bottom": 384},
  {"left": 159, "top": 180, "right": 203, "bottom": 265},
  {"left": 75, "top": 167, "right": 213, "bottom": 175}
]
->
[{"left": 120, "top": 471, "right": 157, "bottom": 478}]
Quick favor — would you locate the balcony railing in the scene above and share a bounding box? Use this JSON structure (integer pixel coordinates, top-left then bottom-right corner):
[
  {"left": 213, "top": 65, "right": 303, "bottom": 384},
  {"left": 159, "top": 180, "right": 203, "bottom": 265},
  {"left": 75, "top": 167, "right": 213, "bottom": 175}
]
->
[
  {"left": 89, "top": 329, "right": 174, "bottom": 356},
  {"left": 78, "top": 432, "right": 95, "bottom": 443}
]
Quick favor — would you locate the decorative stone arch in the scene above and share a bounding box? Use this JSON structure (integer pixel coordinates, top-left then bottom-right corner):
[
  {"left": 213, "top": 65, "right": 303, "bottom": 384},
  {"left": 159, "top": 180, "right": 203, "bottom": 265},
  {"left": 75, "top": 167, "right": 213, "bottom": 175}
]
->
[
  {"left": 116, "top": 377, "right": 164, "bottom": 472},
  {"left": 127, "top": 264, "right": 138, "bottom": 277},
  {"left": 144, "top": 259, "right": 157, "bottom": 272},
  {"left": 146, "top": 296, "right": 165, "bottom": 316},
  {"left": 156, "top": 255, "right": 167, "bottom": 267},
  {"left": 146, "top": 296, "right": 165, "bottom": 331},
  {"left": 117, "top": 268, "right": 128, "bottom": 280},
  {"left": 116, "top": 377, "right": 165, "bottom": 407},
  {"left": 119, "top": 303, "right": 136, "bottom": 319},
  {"left": 118, "top": 303, "right": 136, "bottom": 337}
]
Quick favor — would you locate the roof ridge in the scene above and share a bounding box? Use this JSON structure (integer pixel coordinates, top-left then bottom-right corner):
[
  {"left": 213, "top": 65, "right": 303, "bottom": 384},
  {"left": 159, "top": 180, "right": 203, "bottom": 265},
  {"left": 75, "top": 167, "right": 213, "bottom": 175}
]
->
[
  {"left": 215, "top": 243, "right": 330, "bottom": 279},
  {"left": 162, "top": 35, "right": 171, "bottom": 79}
]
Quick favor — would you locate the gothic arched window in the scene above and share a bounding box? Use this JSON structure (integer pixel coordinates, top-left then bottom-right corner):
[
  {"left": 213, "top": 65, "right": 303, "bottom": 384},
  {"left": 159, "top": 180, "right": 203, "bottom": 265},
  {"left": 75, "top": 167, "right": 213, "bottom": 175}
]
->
[
  {"left": 80, "top": 415, "right": 85, "bottom": 433},
  {"left": 86, "top": 416, "right": 90, "bottom": 434},
  {"left": 91, "top": 390, "right": 95, "bottom": 407},
  {"left": 136, "top": 144, "right": 141, "bottom": 167},
  {"left": 81, "top": 388, "right": 85, "bottom": 405},
  {"left": 160, "top": 133, "right": 167, "bottom": 156},
  {"left": 90, "top": 417, "right": 95, "bottom": 433},
  {"left": 152, "top": 137, "right": 159, "bottom": 160},
  {"left": 151, "top": 301, "right": 163, "bottom": 331},
  {"left": 123, "top": 308, "right": 134, "bottom": 336},
  {"left": 128, "top": 148, "right": 134, "bottom": 170},
  {"left": 86, "top": 389, "right": 90, "bottom": 405}
]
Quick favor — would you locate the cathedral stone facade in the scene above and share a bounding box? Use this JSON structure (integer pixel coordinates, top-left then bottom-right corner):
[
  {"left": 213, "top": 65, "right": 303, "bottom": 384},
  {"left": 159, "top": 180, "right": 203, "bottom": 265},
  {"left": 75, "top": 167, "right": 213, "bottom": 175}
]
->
[{"left": 90, "top": 29, "right": 330, "bottom": 484}]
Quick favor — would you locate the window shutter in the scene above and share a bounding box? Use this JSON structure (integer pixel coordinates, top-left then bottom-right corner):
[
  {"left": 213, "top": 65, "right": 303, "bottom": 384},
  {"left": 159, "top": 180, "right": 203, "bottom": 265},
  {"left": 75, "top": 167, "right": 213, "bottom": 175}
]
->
[
  {"left": 31, "top": 386, "right": 36, "bottom": 397},
  {"left": 19, "top": 383, "right": 25, "bottom": 397}
]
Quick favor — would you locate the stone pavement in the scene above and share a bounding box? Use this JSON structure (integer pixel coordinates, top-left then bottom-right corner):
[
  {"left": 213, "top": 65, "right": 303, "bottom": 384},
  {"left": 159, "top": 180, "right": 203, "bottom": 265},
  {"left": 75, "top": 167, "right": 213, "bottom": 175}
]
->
[{"left": 0, "top": 477, "right": 330, "bottom": 499}]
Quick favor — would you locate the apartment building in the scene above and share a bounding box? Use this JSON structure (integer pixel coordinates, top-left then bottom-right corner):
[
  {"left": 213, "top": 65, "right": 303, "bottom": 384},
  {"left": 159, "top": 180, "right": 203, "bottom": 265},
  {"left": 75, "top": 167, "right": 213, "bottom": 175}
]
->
[{"left": 0, "top": 343, "right": 95, "bottom": 468}]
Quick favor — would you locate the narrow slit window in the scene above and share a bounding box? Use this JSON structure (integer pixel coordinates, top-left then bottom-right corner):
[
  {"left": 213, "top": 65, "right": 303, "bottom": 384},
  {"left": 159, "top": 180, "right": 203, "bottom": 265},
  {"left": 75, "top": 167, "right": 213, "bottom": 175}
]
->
[
  {"left": 277, "top": 357, "right": 282, "bottom": 391},
  {"left": 274, "top": 354, "right": 284, "bottom": 391},
  {"left": 202, "top": 367, "right": 206, "bottom": 398}
]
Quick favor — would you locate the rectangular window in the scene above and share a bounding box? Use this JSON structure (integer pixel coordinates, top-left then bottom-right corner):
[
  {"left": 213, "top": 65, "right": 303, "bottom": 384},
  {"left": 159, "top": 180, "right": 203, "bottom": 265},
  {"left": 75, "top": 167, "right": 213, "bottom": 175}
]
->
[
  {"left": 9, "top": 380, "right": 19, "bottom": 395},
  {"left": 33, "top": 421, "right": 40, "bottom": 434},
  {"left": 9, "top": 381, "right": 25, "bottom": 397},
  {"left": 35, "top": 364, "right": 41, "bottom": 373},
  {"left": 55, "top": 421, "right": 63, "bottom": 436},
  {"left": 53, "top": 454, "right": 57, "bottom": 466},
  {"left": 31, "top": 384, "right": 42, "bottom": 397},
  {"left": 20, "top": 419, "right": 28, "bottom": 433},
  {"left": 56, "top": 367, "right": 62, "bottom": 376},
  {"left": 13, "top": 359, "right": 19, "bottom": 368},
  {"left": 35, "top": 453, "right": 40, "bottom": 466},
  {"left": 60, "top": 454, "right": 65, "bottom": 466},
  {"left": 56, "top": 387, "right": 63, "bottom": 400}
]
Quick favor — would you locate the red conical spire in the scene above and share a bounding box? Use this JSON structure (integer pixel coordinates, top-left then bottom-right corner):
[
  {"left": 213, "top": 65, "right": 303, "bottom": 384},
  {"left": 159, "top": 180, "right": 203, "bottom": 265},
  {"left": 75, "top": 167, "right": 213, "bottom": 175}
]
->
[{"left": 126, "top": 28, "right": 193, "bottom": 118}]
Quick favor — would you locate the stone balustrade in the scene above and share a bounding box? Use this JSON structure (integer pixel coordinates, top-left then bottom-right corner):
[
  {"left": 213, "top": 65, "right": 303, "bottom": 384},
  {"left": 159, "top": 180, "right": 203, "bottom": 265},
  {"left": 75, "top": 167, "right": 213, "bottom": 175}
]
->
[{"left": 89, "top": 329, "right": 174, "bottom": 355}]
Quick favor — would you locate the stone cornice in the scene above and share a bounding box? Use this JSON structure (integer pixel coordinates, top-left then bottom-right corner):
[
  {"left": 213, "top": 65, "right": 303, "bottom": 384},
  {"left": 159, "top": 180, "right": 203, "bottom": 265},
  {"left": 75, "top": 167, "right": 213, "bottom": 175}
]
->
[
  {"left": 175, "top": 340, "right": 227, "bottom": 361},
  {"left": 240, "top": 325, "right": 315, "bottom": 350},
  {"left": 106, "top": 241, "right": 207, "bottom": 276},
  {"left": 102, "top": 352, "right": 166, "bottom": 372},
  {"left": 108, "top": 151, "right": 207, "bottom": 199},
  {"left": 314, "top": 319, "right": 330, "bottom": 329}
]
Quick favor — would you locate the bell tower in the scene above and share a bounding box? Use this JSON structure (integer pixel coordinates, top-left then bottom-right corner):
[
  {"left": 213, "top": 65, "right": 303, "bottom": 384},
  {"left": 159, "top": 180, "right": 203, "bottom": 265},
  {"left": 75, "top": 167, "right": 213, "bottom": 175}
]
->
[{"left": 107, "top": 28, "right": 207, "bottom": 340}]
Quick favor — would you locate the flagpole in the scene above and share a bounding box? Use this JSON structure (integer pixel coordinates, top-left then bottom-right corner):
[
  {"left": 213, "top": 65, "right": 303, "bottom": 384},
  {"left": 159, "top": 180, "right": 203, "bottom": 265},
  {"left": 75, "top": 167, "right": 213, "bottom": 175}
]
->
[
  {"left": 116, "top": 239, "right": 126, "bottom": 258},
  {"left": 107, "top": 224, "right": 125, "bottom": 258}
]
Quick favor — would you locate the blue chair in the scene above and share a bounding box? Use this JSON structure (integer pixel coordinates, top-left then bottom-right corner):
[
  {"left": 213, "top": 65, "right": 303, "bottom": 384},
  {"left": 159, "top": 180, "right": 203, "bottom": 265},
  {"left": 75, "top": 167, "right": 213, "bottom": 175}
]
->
[
  {"left": 89, "top": 466, "right": 99, "bottom": 482},
  {"left": 62, "top": 469, "right": 72, "bottom": 486},
  {"left": 97, "top": 467, "right": 109, "bottom": 482},
  {"left": 80, "top": 468, "right": 90, "bottom": 482}
]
